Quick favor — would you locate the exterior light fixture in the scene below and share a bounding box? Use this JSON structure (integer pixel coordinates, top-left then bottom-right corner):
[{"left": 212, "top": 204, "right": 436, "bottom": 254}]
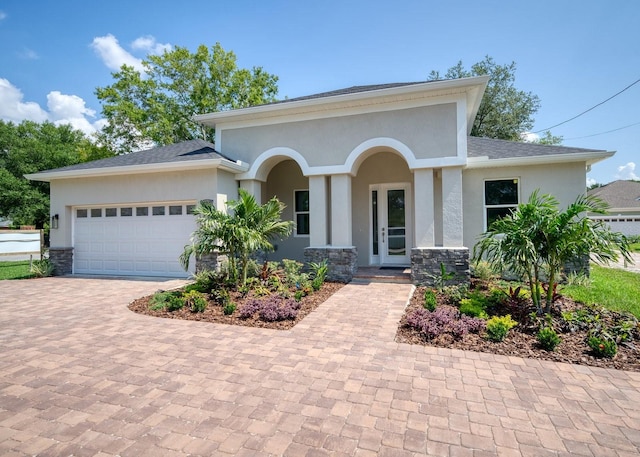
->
[{"left": 51, "top": 214, "right": 59, "bottom": 229}]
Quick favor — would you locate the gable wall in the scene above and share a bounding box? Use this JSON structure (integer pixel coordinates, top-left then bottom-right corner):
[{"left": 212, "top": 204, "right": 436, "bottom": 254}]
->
[
  {"left": 462, "top": 162, "right": 586, "bottom": 251},
  {"left": 219, "top": 104, "right": 457, "bottom": 167}
]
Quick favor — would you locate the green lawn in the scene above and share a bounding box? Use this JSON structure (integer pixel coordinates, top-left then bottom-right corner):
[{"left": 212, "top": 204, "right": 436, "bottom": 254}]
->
[
  {"left": 0, "top": 261, "right": 35, "bottom": 280},
  {"left": 630, "top": 242, "right": 640, "bottom": 252},
  {"left": 561, "top": 264, "right": 640, "bottom": 318}
]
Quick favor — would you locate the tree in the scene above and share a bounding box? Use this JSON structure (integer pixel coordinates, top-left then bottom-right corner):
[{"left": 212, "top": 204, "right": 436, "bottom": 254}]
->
[
  {"left": 473, "top": 191, "right": 631, "bottom": 314},
  {"left": 428, "top": 56, "right": 560, "bottom": 144},
  {"left": 181, "top": 189, "right": 293, "bottom": 285},
  {"left": 0, "top": 120, "right": 113, "bottom": 227},
  {"left": 96, "top": 43, "right": 279, "bottom": 154}
]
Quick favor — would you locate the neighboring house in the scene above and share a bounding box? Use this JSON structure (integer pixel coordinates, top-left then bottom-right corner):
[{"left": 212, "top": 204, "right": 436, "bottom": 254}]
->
[
  {"left": 27, "top": 76, "right": 614, "bottom": 281},
  {"left": 587, "top": 180, "right": 640, "bottom": 237}
]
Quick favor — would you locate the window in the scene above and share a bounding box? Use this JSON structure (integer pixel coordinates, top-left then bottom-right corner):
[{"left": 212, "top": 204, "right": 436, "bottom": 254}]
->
[
  {"left": 105, "top": 208, "right": 117, "bottom": 217},
  {"left": 91, "top": 208, "right": 102, "bottom": 218},
  {"left": 186, "top": 204, "right": 196, "bottom": 215},
  {"left": 152, "top": 206, "right": 165, "bottom": 216},
  {"left": 484, "top": 179, "right": 519, "bottom": 228},
  {"left": 294, "top": 190, "right": 309, "bottom": 236},
  {"left": 120, "top": 207, "right": 133, "bottom": 217},
  {"left": 76, "top": 209, "right": 87, "bottom": 218},
  {"left": 136, "top": 207, "right": 148, "bottom": 216},
  {"left": 169, "top": 205, "right": 183, "bottom": 215}
]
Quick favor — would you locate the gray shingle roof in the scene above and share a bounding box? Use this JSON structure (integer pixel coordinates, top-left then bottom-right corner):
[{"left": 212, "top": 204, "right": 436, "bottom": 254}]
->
[
  {"left": 40, "top": 139, "right": 235, "bottom": 173},
  {"left": 467, "top": 136, "right": 606, "bottom": 159},
  {"left": 588, "top": 180, "right": 640, "bottom": 209},
  {"left": 272, "top": 81, "right": 429, "bottom": 105}
]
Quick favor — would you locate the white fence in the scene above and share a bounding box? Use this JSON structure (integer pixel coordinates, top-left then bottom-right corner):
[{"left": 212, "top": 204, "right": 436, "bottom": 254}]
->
[{"left": 0, "top": 230, "right": 43, "bottom": 259}]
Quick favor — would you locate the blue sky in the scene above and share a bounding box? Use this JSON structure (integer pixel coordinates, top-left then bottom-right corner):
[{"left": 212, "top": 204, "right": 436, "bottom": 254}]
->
[{"left": 0, "top": 0, "right": 638, "bottom": 185}]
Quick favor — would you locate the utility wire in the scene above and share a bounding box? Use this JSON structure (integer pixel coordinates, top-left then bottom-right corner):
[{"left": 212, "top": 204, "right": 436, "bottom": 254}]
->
[
  {"left": 533, "top": 77, "right": 640, "bottom": 133},
  {"left": 564, "top": 120, "right": 640, "bottom": 140}
]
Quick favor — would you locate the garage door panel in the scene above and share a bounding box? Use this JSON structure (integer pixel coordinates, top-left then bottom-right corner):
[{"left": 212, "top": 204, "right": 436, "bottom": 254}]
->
[{"left": 74, "top": 204, "right": 195, "bottom": 277}]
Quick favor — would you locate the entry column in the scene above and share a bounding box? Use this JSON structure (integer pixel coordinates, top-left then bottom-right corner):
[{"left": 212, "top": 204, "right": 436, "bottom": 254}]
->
[
  {"left": 330, "top": 174, "right": 352, "bottom": 246},
  {"left": 308, "top": 175, "right": 328, "bottom": 246}
]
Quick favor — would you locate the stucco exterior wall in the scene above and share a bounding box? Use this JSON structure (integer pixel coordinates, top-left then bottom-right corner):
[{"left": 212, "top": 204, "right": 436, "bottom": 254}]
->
[
  {"left": 264, "top": 160, "right": 309, "bottom": 262},
  {"left": 49, "top": 169, "right": 219, "bottom": 247},
  {"left": 462, "top": 162, "right": 587, "bottom": 251},
  {"left": 220, "top": 104, "right": 457, "bottom": 167},
  {"left": 351, "top": 152, "right": 413, "bottom": 265}
]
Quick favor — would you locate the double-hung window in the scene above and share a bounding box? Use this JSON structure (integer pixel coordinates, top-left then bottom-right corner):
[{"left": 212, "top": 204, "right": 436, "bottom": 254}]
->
[
  {"left": 484, "top": 179, "right": 519, "bottom": 229},
  {"left": 294, "top": 190, "right": 309, "bottom": 236}
]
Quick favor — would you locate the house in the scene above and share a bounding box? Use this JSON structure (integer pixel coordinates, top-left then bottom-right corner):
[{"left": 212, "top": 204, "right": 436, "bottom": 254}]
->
[
  {"left": 27, "top": 76, "right": 614, "bottom": 282},
  {"left": 587, "top": 180, "right": 640, "bottom": 237}
]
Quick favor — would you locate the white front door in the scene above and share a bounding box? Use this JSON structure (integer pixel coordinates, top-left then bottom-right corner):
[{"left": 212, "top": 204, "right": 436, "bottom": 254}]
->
[{"left": 370, "top": 183, "right": 411, "bottom": 265}]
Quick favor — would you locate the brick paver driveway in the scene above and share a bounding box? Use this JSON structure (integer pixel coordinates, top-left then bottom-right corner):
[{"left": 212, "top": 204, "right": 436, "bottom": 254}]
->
[{"left": 1, "top": 277, "right": 640, "bottom": 456}]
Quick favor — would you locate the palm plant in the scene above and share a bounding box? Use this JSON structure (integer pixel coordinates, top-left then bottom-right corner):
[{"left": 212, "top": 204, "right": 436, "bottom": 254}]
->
[
  {"left": 181, "top": 189, "right": 293, "bottom": 286},
  {"left": 474, "top": 190, "right": 631, "bottom": 314}
]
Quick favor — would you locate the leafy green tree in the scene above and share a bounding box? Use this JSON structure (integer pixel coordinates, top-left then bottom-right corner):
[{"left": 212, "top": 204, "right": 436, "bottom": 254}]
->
[
  {"left": 0, "top": 120, "right": 113, "bottom": 227},
  {"left": 473, "top": 191, "right": 631, "bottom": 314},
  {"left": 181, "top": 189, "right": 293, "bottom": 286},
  {"left": 429, "top": 56, "right": 560, "bottom": 144},
  {"left": 96, "top": 43, "right": 279, "bottom": 154}
]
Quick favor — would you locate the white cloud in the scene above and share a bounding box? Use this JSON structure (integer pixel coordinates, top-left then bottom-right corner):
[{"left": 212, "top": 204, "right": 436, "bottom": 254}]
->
[
  {"left": 0, "top": 78, "right": 104, "bottom": 136},
  {"left": 0, "top": 11, "right": 6, "bottom": 21},
  {"left": 19, "top": 48, "right": 39, "bottom": 60},
  {"left": 615, "top": 162, "right": 639, "bottom": 181},
  {"left": 520, "top": 132, "right": 539, "bottom": 142},
  {"left": 0, "top": 78, "right": 48, "bottom": 123},
  {"left": 90, "top": 34, "right": 144, "bottom": 72},
  {"left": 586, "top": 177, "right": 597, "bottom": 187},
  {"left": 91, "top": 34, "right": 171, "bottom": 73},
  {"left": 131, "top": 35, "right": 171, "bottom": 55},
  {"left": 47, "top": 91, "right": 102, "bottom": 136}
]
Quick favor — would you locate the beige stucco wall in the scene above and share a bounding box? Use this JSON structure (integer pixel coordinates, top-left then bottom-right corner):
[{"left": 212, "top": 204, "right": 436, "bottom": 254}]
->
[
  {"left": 462, "top": 162, "right": 587, "bottom": 251},
  {"left": 264, "top": 160, "right": 309, "bottom": 262},
  {"left": 351, "top": 152, "right": 413, "bottom": 265},
  {"left": 50, "top": 168, "right": 220, "bottom": 247},
  {"left": 220, "top": 104, "right": 457, "bottom": 167}
]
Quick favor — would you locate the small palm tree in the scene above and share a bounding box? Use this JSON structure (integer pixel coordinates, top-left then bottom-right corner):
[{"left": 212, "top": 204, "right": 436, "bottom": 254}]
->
[
  {"left": 474, "top": 190, "right": 631, "bottom": 314},
  {"left": 181, "top": 189, "right": 293, "bottom": 286}
]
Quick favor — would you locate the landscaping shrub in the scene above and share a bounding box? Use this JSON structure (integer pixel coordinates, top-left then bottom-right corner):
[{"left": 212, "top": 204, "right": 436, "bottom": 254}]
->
[
  {"left": 238, "top": 296, "right": 301, "bottom": 322},
  {"left": 223, "top": 302, "right": 237, "bottom": 315},
  {"left": 485, "top": 315, "right": 517, "bottom": 342},
  {"left": 471, "top": 260, "right": 497, "bottom": 283},
  {"left": 587, "top": 336, "right": 617, "bottom": 358},
  {"left": 537, "top": 326, "right": 561, "bottom": 351},
  {"left": 309, "top": 259, "right": 328, "bottom": 291},
  {"left": 149, "top": 291, "right": 184, "bottom": 311},
  {"left": 458, "top": 291, "right": 489, "bottom": 318},
  {"left": 423, "top": 289, "right": 437, "bottom": 311},
  {"left": 183, "top": 290, "right": 207, "bottom": 313},
  {"left": 30, "top": 259, "right": 54, "bottom": 278},
  {"left": 406, "top": 306, "right": 485, "bottom": 341},
  {"left": 441, "top": 284, "right": 468, "bottom": 304}
]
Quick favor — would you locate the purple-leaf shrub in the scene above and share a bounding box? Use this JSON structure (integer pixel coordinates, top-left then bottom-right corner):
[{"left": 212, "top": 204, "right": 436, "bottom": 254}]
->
[
  {"left": 406, "top": 305, "right": 485, "bottom": 340},
  {"left": 240, "top": 296, "right": 300, "bottom": 321}
]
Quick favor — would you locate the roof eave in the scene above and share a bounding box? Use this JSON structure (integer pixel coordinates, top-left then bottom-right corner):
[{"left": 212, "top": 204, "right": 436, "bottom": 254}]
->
[
  {"left": 25, "top": 158, "right": 249, "bottom": 182},
  {"left": 194, "top": 75, "right": 490, "bottom": 127},
  {"left": 465, "top": 150, "right": 615, "bottom": 169}
]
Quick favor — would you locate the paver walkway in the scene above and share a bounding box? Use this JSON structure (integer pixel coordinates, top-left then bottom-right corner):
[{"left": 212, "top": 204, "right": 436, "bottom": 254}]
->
[{"left": 1, "top": 277, "right": 639, "bottom": 456}]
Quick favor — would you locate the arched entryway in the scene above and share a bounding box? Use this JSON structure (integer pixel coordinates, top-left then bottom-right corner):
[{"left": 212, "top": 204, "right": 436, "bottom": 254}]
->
[{"left": 352, "top": 150, "right": 413, "bottom": 267}]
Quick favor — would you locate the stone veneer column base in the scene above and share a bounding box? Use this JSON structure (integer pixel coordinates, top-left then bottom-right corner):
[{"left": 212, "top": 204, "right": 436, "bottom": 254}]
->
[
  {"left": 49, "top": 247, "right": 73, "bottom": 276},
  {"left": 304, "top": 247, "right": 358, "bottom": 283},
  {"left": 411, "top": 247, "right": 470, "bottom": 287},
  {"left": 195, "top": 252, "right": 221, "bottom": 274}
]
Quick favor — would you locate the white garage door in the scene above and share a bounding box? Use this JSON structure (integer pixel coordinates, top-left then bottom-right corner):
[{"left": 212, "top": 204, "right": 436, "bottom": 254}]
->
[{"left": 74, "top": 203, "right": 197, "bottom": 277}]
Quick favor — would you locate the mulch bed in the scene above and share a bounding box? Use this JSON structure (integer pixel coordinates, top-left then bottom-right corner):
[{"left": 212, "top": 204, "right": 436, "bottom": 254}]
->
[
  {"left": 129, "top": 282, "right": 344, "bottom": 330},
  {"left": 396, "top": 286, "right": 640, "bottom": 372}
]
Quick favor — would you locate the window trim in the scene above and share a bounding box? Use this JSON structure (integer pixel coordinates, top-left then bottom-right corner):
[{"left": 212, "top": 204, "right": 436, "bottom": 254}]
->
[
  {"left": 293, "top": 189, "right": 310, "bottom": 237},
  {"left": 483, "top": 178, "right": 520, "bottom": 230}
]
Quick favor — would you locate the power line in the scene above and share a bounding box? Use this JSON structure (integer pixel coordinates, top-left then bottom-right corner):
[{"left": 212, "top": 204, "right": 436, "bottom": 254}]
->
[
  {"left": 564, "top": 120, "right": 640, "bottom": 140},
  {"left": 533, "top": 77, "right": 640, "bottom": 133}
]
